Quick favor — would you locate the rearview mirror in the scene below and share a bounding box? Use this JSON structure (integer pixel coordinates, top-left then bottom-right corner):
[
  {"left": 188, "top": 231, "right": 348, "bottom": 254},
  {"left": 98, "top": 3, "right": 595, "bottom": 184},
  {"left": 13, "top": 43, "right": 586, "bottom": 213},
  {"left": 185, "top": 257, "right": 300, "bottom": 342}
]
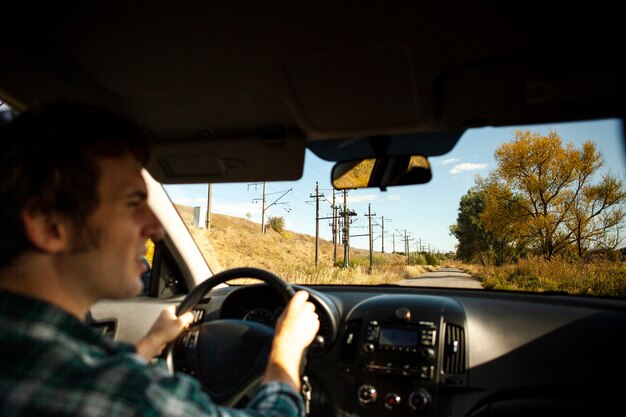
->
[{"left": 332, "top": 154, "right": 432, "bottom": 191}]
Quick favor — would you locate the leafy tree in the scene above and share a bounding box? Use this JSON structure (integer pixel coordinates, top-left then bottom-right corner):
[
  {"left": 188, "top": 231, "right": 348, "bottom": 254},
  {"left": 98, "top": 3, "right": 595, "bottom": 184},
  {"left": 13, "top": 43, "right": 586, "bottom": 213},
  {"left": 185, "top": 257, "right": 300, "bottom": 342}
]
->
[
  {"left": 478, "top": 178, "right": 530, "bottom": 264},
  {"left": 480, "top": 130, "right": 625, "bottom": 260},
  {"left": 568, "top": 174, "right": 626, "bottom": 257},
  {"left": 449, "top": 189, "right": 494, "bottom": 264}
]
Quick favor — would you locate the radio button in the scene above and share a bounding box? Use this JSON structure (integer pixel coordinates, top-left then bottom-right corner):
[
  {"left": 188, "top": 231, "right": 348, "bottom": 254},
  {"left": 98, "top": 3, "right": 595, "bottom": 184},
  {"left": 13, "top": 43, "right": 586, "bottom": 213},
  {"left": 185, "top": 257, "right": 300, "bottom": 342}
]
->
[
  {"left": 385, "top": 393, "right": 401, "bottom": 409},
  {"left": 420, "top": 365, "right": 435, "bottom": 379},
  {"left": 422, "top": 347, "right": 435, "bottom": 358},
  {"left": 420, "top": 329, "right": 437, "bottom": 346},
  {"left": 365, "top": 324, "right": 380, "bottom": 341}
]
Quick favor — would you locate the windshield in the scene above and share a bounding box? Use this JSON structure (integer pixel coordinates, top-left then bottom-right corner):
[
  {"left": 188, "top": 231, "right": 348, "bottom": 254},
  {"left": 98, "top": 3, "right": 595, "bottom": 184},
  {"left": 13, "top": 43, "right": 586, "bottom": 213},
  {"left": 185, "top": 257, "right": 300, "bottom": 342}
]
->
[{"left": 163, "top": 118, "right": 626, "bottom": 297}]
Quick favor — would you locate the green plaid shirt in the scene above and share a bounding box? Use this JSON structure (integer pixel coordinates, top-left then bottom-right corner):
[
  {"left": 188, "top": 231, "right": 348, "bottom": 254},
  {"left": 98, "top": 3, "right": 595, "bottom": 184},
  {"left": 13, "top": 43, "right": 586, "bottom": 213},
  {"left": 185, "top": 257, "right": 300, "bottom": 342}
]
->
[{"left": 0, "top": 290, "right": 305, "bottom": 417}]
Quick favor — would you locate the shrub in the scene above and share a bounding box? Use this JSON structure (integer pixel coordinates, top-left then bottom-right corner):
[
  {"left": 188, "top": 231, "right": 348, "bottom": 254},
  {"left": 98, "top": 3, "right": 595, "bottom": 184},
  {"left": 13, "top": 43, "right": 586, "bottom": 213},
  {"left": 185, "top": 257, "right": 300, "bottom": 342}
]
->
[
  {"left": 267, "top": 216, "right": 285, "bottom": 233},
  {"left": 424, "top": 252, "right": 439, "bottom": 266}
]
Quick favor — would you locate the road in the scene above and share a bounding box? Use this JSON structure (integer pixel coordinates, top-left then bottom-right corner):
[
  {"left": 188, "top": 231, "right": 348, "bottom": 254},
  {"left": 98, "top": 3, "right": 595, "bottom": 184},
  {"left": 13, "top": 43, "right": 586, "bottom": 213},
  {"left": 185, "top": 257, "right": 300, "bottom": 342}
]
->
[{"left": 397, "top": 267, "right": 483, "bottom": 289}]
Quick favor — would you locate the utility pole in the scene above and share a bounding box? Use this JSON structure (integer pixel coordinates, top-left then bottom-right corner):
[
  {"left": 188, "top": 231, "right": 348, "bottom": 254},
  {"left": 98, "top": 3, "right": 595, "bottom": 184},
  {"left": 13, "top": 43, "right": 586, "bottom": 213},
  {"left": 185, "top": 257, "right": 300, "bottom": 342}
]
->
[
  {"left": 340, "top": 190, "right": 357, "bottom": 268},
  {"left": 261, "top": 181, "right": 267, "bottom": 233},
  {"left": 343, "top": 190, "right": 350, "bottom": 267},
  {"left": 316, "top": 189, "right": 340, "bottom": 266},
  {"left": 309, "top": 182, "right": 324, "bottom": 266},
  {"left": 380, "top": 216, "right": 391, "bottom": 253},
  {"left": 392, "top": 232, "right": 397, "bottom": 253},
  {"left": 405, "top": 230, "right": 409, "bottom": 264},
  {"left": 205, "top": 183, "right": 212, "bottom": 230},
  {"left": 364, "top": 204, "right": 376, "bottom": 272},
  {"left": 252, "top": 182, "right": 292, "bottom": 234},
  {"left": 402, "top": 230, "right": 413, "bottom": 265},
  {"left": 332, "top": 189, "right": 338, "bottom": 264}
]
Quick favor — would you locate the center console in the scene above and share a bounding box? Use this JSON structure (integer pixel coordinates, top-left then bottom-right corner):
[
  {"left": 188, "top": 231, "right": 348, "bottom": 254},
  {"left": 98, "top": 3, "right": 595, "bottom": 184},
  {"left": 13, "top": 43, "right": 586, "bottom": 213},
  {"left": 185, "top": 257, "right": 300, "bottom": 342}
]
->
[{"left": 337, "top": 294, "right": 466, "bottom": 416}]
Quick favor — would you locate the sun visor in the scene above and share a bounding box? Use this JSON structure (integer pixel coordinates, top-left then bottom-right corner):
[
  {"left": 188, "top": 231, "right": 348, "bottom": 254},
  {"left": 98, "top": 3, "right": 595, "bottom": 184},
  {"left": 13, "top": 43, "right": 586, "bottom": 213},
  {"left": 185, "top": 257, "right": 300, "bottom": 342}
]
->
[{"left": 148, "top": 133, "right": 306, "bottom": 184}]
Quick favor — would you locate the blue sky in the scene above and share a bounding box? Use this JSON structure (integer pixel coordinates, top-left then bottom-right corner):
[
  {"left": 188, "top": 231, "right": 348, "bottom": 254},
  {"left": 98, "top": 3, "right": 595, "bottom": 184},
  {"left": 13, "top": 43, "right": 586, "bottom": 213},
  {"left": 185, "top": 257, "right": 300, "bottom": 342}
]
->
[{"left": 164, "top": 118, "right": 625, "bottom": 254}]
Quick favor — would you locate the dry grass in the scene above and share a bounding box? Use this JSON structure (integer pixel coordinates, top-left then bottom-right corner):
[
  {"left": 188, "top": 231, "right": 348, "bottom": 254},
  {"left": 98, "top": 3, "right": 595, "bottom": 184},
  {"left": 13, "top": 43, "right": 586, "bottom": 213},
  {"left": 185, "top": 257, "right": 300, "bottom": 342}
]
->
[
  {"left": 174, "top": 205, "right": 435, "bottom": 285},
  {"left": 456, "top": 257, "right": 626, "bottom": 297},
  {"left": 174, "top": 205, "right": 626, "bottom": 296}
]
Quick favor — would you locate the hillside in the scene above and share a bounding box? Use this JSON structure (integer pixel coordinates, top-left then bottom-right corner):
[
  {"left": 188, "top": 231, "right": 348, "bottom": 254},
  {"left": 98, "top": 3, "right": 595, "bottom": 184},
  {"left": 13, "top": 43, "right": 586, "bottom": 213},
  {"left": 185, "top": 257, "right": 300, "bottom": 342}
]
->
[{"left": 174, "top": 205, "right": 435, "bottom": 284}]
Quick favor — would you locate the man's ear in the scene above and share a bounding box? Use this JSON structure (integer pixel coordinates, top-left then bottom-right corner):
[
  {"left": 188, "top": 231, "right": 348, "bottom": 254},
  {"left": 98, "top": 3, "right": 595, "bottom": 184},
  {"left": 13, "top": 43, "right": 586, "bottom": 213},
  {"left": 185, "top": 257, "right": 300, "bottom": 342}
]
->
[{"left": 21, "top": 210, "right": 71, "bottom": 253}]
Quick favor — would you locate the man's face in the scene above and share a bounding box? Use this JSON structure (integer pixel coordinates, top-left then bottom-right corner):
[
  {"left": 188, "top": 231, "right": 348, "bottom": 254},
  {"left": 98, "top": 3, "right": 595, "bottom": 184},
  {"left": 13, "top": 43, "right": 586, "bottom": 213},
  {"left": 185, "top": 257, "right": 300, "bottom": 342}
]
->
[{"left": 65, "top": 154, "right": 163, "bottom": 301}]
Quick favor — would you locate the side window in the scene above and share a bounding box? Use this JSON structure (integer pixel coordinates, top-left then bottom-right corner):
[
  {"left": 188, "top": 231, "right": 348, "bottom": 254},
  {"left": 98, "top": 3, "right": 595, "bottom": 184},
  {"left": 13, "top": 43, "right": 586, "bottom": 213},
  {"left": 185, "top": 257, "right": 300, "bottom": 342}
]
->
[
  {"left": 139, "top": 239, "right": 155, "bottom": 296},
  {"left": 141, "top": 241, "right": 188, "bottom": 298}
]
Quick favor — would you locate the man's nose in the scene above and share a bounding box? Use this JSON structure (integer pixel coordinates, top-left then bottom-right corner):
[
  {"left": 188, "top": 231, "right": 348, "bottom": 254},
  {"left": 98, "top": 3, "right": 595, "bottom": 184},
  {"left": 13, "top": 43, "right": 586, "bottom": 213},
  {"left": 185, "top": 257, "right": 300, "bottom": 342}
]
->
[{"left": 143, "top": 206, "right": 164, "bottom": 241}]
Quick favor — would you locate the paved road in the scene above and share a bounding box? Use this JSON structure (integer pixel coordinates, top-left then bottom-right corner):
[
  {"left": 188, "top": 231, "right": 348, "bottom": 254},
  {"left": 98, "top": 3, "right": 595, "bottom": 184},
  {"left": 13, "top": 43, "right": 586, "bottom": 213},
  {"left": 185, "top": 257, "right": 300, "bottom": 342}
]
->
[{"left": 397, "top": 267, "right": 482, "bottom": 289}]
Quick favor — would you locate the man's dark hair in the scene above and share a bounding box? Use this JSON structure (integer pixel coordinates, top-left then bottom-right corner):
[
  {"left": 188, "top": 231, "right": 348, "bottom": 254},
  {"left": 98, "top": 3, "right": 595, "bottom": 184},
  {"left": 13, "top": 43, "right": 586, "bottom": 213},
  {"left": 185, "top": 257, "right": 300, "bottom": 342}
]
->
[{"left": 0, "top": 100, "right": 152, "bottom": 269}]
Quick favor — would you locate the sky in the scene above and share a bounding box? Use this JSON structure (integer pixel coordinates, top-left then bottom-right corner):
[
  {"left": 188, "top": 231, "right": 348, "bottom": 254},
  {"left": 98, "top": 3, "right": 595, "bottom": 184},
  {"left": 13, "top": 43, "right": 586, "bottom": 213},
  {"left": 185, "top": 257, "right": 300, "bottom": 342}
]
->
[{"left": 165, "top": 118, "right": 626, "bottom": 254}]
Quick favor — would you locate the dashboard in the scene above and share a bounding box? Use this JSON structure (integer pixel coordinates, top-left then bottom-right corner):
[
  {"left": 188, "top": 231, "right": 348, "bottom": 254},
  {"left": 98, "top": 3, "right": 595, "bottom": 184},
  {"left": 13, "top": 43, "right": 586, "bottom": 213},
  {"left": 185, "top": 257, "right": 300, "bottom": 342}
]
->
[{"left": 183, "top": 283, "right": 626, "bottom": 416}]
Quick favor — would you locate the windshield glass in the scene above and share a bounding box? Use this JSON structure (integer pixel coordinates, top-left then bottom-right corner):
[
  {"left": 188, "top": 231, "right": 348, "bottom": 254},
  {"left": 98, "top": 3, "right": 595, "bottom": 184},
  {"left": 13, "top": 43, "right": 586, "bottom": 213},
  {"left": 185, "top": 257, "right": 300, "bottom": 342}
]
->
[{"left": 163, "top": 118, "right": 626, "bottom": 297}]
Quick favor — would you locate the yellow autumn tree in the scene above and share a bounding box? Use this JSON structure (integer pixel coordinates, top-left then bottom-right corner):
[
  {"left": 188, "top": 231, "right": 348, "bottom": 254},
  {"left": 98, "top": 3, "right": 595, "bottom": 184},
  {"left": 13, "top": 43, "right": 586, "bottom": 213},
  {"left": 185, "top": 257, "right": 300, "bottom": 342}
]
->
[
  {"left": 479, "top": 129, "right": 625, "bottom": 260},
  {"left": 478, "top": 178, "right": 530, "bottom": 264}
]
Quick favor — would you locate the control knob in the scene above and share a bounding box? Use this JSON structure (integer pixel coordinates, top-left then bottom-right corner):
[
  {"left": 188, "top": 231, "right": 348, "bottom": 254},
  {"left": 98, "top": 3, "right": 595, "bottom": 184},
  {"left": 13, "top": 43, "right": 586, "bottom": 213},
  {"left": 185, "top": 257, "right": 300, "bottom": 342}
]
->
[
  {"left": 385, "top": 393, "right": 401, "bottom": 409},
  {"left": 357, "top": 385, "right": 377, "bottom": 405},
  {"left": 408, "top": 389, "right": 431, "bottom": 411},
  {"left": 395, "top": 307, "right": 411, "bottom": 321}
]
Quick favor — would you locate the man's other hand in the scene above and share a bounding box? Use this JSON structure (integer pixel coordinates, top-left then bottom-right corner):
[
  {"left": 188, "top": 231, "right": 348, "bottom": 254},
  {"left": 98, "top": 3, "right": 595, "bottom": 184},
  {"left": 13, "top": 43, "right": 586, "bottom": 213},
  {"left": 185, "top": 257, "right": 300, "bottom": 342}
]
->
[{"left": 136, "top": 306, "right": 194, "bottom": 360}]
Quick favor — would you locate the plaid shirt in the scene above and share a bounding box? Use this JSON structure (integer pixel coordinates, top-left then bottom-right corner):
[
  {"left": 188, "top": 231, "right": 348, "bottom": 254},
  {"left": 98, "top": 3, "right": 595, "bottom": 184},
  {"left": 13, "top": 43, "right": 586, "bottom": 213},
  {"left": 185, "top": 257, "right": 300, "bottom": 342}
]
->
[{"left": 0, "top": 290, "right": 305, "bottom": 417}]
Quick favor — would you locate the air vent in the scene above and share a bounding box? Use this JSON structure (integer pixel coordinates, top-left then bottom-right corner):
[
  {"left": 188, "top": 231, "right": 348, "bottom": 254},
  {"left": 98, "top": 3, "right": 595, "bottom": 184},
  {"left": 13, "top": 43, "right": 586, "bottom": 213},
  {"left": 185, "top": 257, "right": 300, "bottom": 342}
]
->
[
  {"left": 191, "top": 309, "right": 205, "bottom": 325},
  {"left": 339, "top": 319, "right": 362, "bottom": 364},
  {"left": 443, "top": 323, "right": 466, "bottom": 374}
]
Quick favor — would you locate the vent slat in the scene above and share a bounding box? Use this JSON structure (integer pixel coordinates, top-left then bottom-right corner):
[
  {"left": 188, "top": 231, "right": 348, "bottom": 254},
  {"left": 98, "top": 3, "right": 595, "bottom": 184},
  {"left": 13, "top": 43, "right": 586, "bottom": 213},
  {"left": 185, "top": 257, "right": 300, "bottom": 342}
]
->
[
  {"left": 443, "top": 324, "right": 465, "bottom": 374},
  {"left": 191, "top": 308, "right": 205, "bottom": 325}
]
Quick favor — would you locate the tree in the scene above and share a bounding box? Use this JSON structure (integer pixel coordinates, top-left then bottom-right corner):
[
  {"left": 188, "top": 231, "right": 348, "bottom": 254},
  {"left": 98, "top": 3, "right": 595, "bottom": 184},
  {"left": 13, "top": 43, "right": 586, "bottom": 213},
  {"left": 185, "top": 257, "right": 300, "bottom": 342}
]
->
[
  {"left": 480, "top": 129, "right": 625, "bottom": 260},
  {"left": 449, "top": 189, "right": 493, "bottom": 264},
  {"left": 568, "top": 174, "right": 626, "bottom": 257},
  {"left": 478, "top": 178, "right": 530, "bottom": 265}
]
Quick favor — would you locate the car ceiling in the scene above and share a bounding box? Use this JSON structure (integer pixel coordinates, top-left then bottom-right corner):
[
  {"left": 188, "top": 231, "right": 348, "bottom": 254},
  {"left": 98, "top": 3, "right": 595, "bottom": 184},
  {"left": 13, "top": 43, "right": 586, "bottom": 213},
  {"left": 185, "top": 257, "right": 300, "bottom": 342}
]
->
[{"left": 1, "top": 1, "right": 623, "bottom": 184}]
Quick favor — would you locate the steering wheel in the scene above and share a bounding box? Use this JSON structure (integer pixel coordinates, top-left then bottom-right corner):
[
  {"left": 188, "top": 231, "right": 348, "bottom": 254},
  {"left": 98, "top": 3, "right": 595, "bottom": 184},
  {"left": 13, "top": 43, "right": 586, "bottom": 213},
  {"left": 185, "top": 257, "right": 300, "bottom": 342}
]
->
[{"left": 164, "top": 267, "right": 296, "bottom": 407}]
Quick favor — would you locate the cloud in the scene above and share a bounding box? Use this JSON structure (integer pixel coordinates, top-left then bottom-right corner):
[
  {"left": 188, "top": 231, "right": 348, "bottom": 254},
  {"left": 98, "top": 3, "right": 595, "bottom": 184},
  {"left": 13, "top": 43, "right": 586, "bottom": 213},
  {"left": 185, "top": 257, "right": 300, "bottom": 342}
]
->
[
  {"left": 441, "top": 158, "right": 459, "bottom": 165},
  {"left": 170, "top": 197, "right": 207, "bottom": 208},
  {"left": 348, "top": 194, "right": 378, "bottom": 203},
  {"left": 212, "top": 201, "right": 261, "bottom": 217},
  {"left": 449, "top": 162, "right": 488, "bottom": 174},
  {"left": 387, "top": 194, "right": 403, "bottom": 201}
]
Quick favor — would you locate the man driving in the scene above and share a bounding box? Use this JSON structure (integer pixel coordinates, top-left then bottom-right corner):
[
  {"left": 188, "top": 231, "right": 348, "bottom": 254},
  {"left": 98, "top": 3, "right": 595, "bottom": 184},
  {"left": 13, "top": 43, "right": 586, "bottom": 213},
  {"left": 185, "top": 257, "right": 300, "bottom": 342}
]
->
[{"left": 0, "top": 101, "right": 320, "bottom": 416}]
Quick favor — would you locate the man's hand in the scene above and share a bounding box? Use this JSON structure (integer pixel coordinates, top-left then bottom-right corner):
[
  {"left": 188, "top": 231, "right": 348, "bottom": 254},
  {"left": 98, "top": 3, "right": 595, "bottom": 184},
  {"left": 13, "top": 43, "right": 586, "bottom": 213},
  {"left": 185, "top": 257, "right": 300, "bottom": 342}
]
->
[
  {"left": 262, "top": 290, "right": 320, "bottom": 391},
  {"left": 136, "top": 306, "right": 194, "bottom": 360}
]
